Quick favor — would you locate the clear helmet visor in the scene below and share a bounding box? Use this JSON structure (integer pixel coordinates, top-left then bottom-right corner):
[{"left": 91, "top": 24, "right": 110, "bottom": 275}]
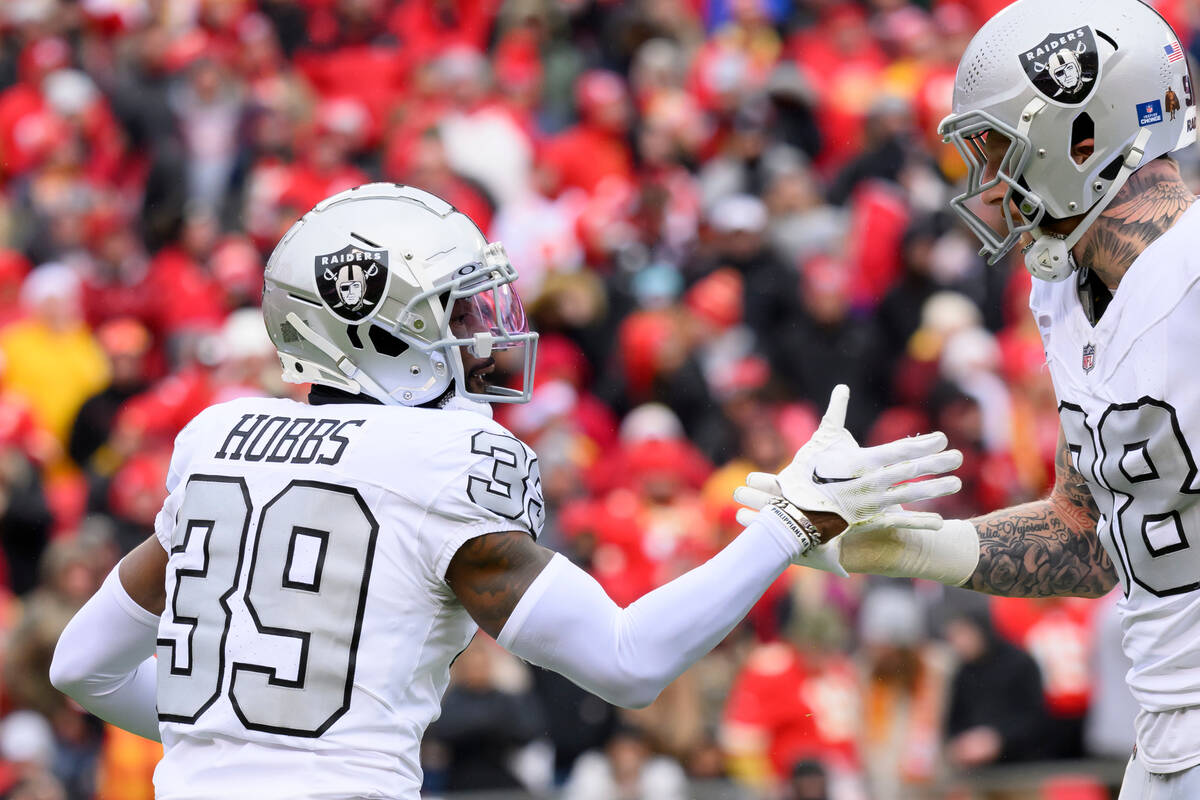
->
[
  {"left": 451, "top": 281, "right": 531, "bottom": 347},
  {"left": 940, "top": 110, "right": 1045, "bottom": 264},
  {"left": 444, "top": 270, "right": 538, "bottom": 403}
]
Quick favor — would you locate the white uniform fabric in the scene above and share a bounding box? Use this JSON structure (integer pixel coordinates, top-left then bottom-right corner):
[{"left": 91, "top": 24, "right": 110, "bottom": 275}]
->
[
  {"left": 49, "top": 568, "right": 161, "bottom": 740},
  {"left": 150, "top": 396, "right": 543, "bottom": 800},
  {"left": 497, "top": 512, "right": 802, "bottom": 709},
  {"left": 1030, "top": 202, "right": 1200, "bottom": 772},
  {"left": 1119, "top": 755, "right": 1200, "bottom": 800}
]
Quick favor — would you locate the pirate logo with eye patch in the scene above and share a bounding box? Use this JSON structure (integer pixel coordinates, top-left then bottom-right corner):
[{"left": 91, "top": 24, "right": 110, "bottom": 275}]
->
[
  {"left": 314, "top": 244, "right": 390, "bottom": 323},
  {"left": 1020, "top": 27, "right": 1100, "bottom": 105}
]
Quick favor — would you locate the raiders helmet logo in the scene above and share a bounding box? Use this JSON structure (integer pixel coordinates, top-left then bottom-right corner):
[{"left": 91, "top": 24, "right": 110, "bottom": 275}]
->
[
  {"left": 1020, "top": 27, "right": 1100, "bottom": 105},
  {"left": 314, "top": 243, "right": 390, "bottom": 323}
]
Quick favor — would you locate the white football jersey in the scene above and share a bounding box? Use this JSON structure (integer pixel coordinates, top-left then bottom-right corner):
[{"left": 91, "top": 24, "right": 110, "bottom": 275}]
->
[
  {"left": 1030, "top": 202, "right": 1200, "bottom": 770},
  {"left": 149, "top": 395, "right": 544, "bottom": 800}
]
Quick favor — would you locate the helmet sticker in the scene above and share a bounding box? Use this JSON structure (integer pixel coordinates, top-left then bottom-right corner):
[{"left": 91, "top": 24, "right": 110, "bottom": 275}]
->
[
  {"left": 1020, "top": 27, "right": 1099, "bottom": 104},
  {"left": 1165, "top": 87, "right": 1181, "bottom": 121},
  {"left": 1138, "top": 99, "right": 1164, "bottom": 127},
  {"left": 314, "top": 244, "right": 390, "bottom": 323}
]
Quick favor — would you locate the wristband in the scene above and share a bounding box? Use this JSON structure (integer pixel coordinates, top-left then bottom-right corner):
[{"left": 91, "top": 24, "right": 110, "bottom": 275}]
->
[{"left": 763, "top": 498, "right": 820, "bottom": 555}]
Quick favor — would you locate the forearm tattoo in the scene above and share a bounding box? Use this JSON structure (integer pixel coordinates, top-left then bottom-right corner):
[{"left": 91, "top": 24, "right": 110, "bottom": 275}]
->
[
  {"left": 1078, "top": 159, "right": 1195, "bottom": 288},
  {"left": 964, "top": 432, "right": 1117, "bottom": 598}
]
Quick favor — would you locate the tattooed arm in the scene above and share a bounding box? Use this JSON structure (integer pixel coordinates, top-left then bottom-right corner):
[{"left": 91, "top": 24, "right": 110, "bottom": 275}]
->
[
  {"left": 445, "top": 512, "right": 806, "bottom": 707},
  {"left": 963, "top": 426, "right": 1116, "bottom": 598},
  {"left": 445, "top": 531, "right": 553, "bottom": 638}
]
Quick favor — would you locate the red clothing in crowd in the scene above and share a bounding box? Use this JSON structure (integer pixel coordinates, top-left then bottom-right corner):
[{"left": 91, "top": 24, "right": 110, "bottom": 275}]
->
[
  {"left": 846, "top": 181, "right": 910, "bottom": 310},
  {"left": 540, "top": 123, "right": 635, "bottom": 197},
  {"left": 294, "top": 45, "right": 410, "bottom": 146},
  {"left": 991, "top": 596, "right": 1097, "bottom": 718},
  {"left": 141, "top": 248, "right": 226, "bottom": 339},
  {"left": 114, "top": 366, "right": 219, "bottom": 447},
  {"left": 786, "top": 10, "right": 889, "bottom": 172},
  {"left": 723, "top": 642, "right": 861, "bottom": 777},
  {"left": 0, "top": 81, "right": 126, "bottom": 184},
  {"left": 387, "top": 0, "right": 497, "bottom": 62},
  {"left": 277, "top": 160, "right": 371, "bottom": 219}
]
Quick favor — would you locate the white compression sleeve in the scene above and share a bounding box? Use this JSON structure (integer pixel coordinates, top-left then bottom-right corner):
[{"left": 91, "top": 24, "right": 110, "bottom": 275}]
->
[
  {"left": 49, "top": 566, "right": 161, "bottom": 741},
  {"left": 497, "top": 515, "right": 801, "bottom": 708}
]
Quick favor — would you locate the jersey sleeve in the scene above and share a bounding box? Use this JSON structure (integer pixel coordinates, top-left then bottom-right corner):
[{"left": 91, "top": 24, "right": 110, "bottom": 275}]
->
[
  {"left": 420, "top": 426, "right": 545, "bottom": 583},
  {"left": 153, "top": 413, "right": 208, "bottom": 552}
]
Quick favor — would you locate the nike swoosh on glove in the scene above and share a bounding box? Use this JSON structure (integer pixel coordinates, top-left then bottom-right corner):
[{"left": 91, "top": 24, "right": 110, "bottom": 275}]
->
[{"left": 733, "top": 385, "right": 963, "bottom": 575}]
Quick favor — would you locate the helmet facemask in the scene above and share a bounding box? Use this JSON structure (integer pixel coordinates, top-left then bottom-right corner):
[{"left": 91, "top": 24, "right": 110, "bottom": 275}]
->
[
  {"left": 940, "top": 109, "right": 1045, "bottom": 265},
  {"left": 388, "top": 243, "right": 538, "bottom": 404}
]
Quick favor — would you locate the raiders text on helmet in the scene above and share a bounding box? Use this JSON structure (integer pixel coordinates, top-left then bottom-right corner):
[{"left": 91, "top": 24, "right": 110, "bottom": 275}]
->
[
  {"left": 262, "top": 183, "right": 538, "bottom": 405},
  {"left": 939, "top": 0, "right": 1197, "bottom": 281}
]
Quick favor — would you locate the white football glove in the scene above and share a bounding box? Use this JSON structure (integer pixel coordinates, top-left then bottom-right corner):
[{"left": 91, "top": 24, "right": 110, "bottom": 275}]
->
[{"left": 733, "top": 385, "right": 963, "bottom": 575}]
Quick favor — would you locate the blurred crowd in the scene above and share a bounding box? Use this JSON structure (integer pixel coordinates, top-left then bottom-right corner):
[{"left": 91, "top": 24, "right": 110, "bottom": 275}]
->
[{"left": 0, "top": 0, "right": 1195, "bottom": 798}]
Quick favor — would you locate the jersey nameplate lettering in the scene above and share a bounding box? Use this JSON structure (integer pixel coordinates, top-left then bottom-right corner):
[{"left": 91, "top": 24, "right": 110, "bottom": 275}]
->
[{"left": 214, "top": 413, "right": 365, "bottom": 466}]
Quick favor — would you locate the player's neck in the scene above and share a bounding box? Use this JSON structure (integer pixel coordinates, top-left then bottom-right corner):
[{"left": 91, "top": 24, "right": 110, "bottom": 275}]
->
[{"left": 1072, "top": 158, "right": 1195, "bottom": 291}]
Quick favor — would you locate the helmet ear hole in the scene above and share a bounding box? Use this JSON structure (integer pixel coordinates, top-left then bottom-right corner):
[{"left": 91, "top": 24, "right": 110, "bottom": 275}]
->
[
  {"left": 346, "top": 325, "right": 364, "bottom": 350},
  {"left": 1070, "top": 112, "right": 1094, "bottom": 148},
  {"left": 367, "top": 325, "right": 410, "bottom": 357},
  {"left": 1099, "top": 155, "right": 1123, "bottom": 181},
  {"left": 1070, "top": 112, "right": 1095, "bottom": 166}
]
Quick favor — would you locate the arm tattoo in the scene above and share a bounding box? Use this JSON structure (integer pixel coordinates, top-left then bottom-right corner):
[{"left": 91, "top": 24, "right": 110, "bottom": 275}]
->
[
  {"left": 1078, "top": 159, "right": 1194, "bottom": 288},
  {"left": 445, "top": 531, "right": 553, "bottom": 638},
  {"left": 964, "top": 430, "right": 1117, "bottom": 598}
]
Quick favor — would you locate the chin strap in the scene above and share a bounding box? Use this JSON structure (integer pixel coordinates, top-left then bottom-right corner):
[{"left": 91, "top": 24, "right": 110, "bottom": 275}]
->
[
  {"left": 284, "top": 313, "right": 399, "bottom": 403},
  {"left": 1023, "top": 128, "right": 1152, "bottom": 281}
]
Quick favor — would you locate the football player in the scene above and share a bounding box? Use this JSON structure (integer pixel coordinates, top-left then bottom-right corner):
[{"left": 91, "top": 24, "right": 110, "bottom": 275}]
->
[
  {"left": 49, "top": 184, "right": 962, "bottom": 799},
  {"left": 737, "top": 1, "right": 1200, "bottom": 797}
]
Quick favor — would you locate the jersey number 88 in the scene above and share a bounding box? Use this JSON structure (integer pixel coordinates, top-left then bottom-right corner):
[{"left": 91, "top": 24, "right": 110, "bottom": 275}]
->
[{"left": 1060, "top": 398, "right": 1200, "bottom": 598}]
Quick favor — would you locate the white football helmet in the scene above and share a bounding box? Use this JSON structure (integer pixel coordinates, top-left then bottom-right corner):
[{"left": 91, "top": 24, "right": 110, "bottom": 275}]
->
[
  {"left": 262, "top": 183, "right": 537, "bottom": 405},
  {"left": 939, "top": 0, "right": 1197, "bottom": 281}
]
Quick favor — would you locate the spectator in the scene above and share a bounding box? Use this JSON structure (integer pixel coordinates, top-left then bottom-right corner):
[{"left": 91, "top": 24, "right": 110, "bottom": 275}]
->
[
  {"left": 858, "top": 584, "right": 949, "bottom": 799},
  {"left": 562, "top": 723, "right": 689, "bottom": 800},
  {"left": 785, "top": 760, "right": 830, "bottom": 800},
  {"left": 540, "top": 70, "right": 635, "bottom": 197},
  {"left": 690, "top": 194, "right": 799, "bottom": 368},
  {"left": 721, "top": 627, "right": 861, "bottom": 796},
  {"left": 424, "top": 638, "right": 546, "bottom": 795},
  {"left": 67, "top": 318, "right": 152, "bottom": 477},
  {"left": 0, "top": 434, "right": 53, "bottom": 596},
  {"left": 169, "top": 57, "right": 248, "bottom": 218},
  {"left": 0, "top": 711, "right": 67, "bottom": 800},
  {"left": 992, "top": 596, "right": 1098, "bottom": 759},
  {"left": 5, "top": 538, "right": 110, "bottom": 719},
  {"left": 0, "top": 266, "right": 108, "bottom": 464},
  {"left": 943, "top": 604, "right": 1050, "bottom": 770},
  {"left": 529, "top": 666, "right": 619, "bottom": 785},
  {"left": 774, "top": 255, "right": 886, "bottom": 438}
]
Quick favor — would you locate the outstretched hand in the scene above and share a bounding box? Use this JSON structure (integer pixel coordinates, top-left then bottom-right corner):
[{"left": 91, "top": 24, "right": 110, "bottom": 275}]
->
[{"left": 733, "top": 385, "right": 963, "bottom": 574}]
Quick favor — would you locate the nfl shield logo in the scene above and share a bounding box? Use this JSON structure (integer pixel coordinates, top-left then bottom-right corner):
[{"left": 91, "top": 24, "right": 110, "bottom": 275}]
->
[{"left": 1082, "top": 343, "right": 1096, "bottom": 374}]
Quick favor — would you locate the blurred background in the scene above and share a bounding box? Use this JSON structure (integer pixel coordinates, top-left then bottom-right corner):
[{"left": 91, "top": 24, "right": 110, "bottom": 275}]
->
[{"left": 0, "top": 0, "right": 1194, "bottom": 798}]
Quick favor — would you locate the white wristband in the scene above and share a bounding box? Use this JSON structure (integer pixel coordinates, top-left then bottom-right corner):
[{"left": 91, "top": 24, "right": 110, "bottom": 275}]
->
[{"left": 840, "top": 518, "right": 980, "bottom": 586}]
